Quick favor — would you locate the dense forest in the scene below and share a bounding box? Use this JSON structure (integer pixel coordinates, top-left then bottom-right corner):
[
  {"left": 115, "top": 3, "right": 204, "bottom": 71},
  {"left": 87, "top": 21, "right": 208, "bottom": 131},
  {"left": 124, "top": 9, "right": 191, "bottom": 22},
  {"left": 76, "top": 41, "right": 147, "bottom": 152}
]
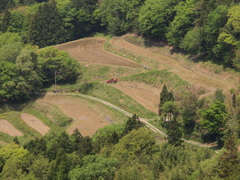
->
[
  {"left": 0, "top": 115, "right": 239, "bottom": 179},
  {"left": 0, "top": 0, "right": 240, "bottom": 179}
]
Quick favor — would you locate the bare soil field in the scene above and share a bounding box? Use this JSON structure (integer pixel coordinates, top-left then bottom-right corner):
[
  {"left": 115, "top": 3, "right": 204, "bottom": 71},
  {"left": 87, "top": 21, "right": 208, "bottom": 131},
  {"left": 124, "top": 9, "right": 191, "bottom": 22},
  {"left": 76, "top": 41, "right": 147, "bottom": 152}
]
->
[
  {"left": 37, "top": 94, "right": 109, "bottom": 136},
  {"left": 111, "top": 81, "right": 160, "bottom": 113},
  {"left": 0, "top": 119, "right": 23, "bottom": 136},
  {"left": 55, "top": 38, "right": 141, "bottom": 68},
  {"left": 110, "top": 35, "right": 233, "bottom": 93},
  {"left": 21, "top": 113, "right": 50, "bottom": 136}
]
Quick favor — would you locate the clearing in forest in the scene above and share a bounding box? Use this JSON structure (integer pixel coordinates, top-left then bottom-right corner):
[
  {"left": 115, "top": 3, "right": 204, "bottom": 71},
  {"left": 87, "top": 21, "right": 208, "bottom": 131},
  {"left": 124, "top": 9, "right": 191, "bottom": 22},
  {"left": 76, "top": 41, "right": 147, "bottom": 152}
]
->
[
  {"left": 37, "top": 94, "right": 109, "bottom": 136},
  {"left": 21, "top": 113, "right": 50, "bottom": 136},
  {"left": 0, "top": 119, "right": 23, "bottom": 136},
  {"left": 55, "top": 38, "right": 141, "bottom": 68}
]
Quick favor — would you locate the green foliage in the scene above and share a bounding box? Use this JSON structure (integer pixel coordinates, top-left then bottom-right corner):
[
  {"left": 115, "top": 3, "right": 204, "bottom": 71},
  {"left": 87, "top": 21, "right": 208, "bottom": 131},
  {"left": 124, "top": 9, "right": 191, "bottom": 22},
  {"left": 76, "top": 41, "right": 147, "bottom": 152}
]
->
[
  {"left": 57, "top": 0, "right": 77, "bottom": 41},
  {"left": 218, "top": 131, "right": 240, "bottom": 179},
  {"left": 159, "top": 84, "right": 174, "bottom": 108},
  {"left": 95, "top": 0, "right": 144, "bottom": 34},
  {"left": 28, "top": 0, "right": 65, "bottom": 47},
  {"left": 0, "top": 0, "right": 15, "bottom": 13},
  {"left": 214, "top": 88, "right": 225, "bottom": 103},
  {"left": 180, "top": 26, "right": 203, "bottom": 53},
  {"left": 201, "top": 101, "right": 228, "bottom": 142},
  {"left": 71, "top": 0, "right": 100, "bottom": 39},
  {"left": 166, "top": 0, "right": 197, "bottom": 46},
  {"left": 92, "top": 124, "right": 124, "bottom": 153},
  {"left": 8, "top": 11, "right": 24, "bottom": 33},
  {"left": 0, "top": 10, "right": 11, "bottom": 33},
  {"left": 204, "top": 5, "right": 228, "bottom": 57},
  {"left": 138, "top": 0, "right": 179, "bottom": 39},
  {"left": 166, "top": 119, "right": 183, "bottom": 146},
  {"left": 69, "top": 155, "right": 119, "bottom": 180},
  {"left": 181, "top": 94, "right": 197, "bottom": 138},
  {"left": 122, "top": 70, "right": 188, "bottom": 89},
  {"left": 0, "top": 143, "right": 29, "bottom": 178},
  {"left": 37, "top": 47, "right": 81, "bottom": 85},
  {"left": 122, "top": 114, "right": 144, "bottom": 136},
  {"left": 0, "top": 49, "right": 41, "bottom": 101},
  {"left": 111, "top": 127, "right": 158, "bottom": 162},
  {"left": 0, "top": 32, "right": 22, "bottom": 48}
]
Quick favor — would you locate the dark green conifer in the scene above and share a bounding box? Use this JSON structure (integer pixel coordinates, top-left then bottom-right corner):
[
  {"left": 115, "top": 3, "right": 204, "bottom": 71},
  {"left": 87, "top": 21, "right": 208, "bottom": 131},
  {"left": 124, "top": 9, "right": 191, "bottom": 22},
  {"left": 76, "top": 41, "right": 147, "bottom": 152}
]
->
[
  {"left": 122, "top": 114, "right": 144, "bottom": 136},
  {"left": 1, "top": 10, "right": 11, "bottom": 32},
  {"left": 29, "top": 0, "right": 65, "bottom": 47}
]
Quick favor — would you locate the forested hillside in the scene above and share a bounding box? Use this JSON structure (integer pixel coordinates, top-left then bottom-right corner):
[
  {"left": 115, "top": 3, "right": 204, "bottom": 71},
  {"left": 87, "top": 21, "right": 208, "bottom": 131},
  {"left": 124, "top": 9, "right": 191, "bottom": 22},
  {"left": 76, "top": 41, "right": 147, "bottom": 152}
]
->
[
  {"left": 0, "top": 0, "right": 240, "bottom": 179},
  {"left": 0, "top": 115, "right": 239, "bottom": 180},
  {"left": 0, "top": 0, "right": 240, "bottom": 69}
]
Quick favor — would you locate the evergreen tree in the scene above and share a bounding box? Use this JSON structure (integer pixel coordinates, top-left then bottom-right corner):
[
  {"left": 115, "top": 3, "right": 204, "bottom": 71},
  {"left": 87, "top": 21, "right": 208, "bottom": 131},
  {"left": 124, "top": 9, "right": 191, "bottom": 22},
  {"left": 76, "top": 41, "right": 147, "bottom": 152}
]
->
[
  {"left": 71, "top": 129, "right": 85, "bottom": 155},
  {"left": 181, "top": 95, "right": 197, "bottom": 138},
  {"left": 160, "top": 84, "right": 169, "bottom": 107},
  {"left": 0, "top": 0, "right": 15, "bottom": 12},
  {"left": 166, "top": 118, "right": 183, "bottom": 146},
  {"left": 71, "top": 0, "right": 100, "bottom": 39},
  {"left": 13, "top": 137, "right": 20, "bottom": 145},
  {"left": 122, "top": 114, "right": 144, "bottom": 136},
  {"left": 159, "top": 84, "right": 174, "bottom": 115},
  {"left": 29, "top": 0, "right": 65, "bottom": 47},
  {"left": 1, "top": 10, "right": 11, "bottom": 33},
  {"left": 218, "top": 130, "right": 239, "bottom": 178},
  {"left": 232, "top": 93, "right": 236, "bottom": 108}
]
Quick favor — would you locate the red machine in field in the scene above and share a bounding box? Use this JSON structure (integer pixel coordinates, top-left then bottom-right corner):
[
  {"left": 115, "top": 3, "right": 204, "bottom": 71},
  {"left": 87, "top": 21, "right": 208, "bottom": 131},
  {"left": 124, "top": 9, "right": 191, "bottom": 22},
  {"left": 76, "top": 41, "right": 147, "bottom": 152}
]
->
[{"left": 106, "top": 77, "right": 118, "bottom": 83}]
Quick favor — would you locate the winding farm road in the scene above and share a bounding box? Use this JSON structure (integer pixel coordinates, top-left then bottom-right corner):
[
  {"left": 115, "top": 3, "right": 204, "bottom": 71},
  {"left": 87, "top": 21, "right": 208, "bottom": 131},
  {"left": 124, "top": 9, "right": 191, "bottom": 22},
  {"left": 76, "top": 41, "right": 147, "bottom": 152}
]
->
[{"left": 46, "top": 93, "right": 214, "bottom": 148}]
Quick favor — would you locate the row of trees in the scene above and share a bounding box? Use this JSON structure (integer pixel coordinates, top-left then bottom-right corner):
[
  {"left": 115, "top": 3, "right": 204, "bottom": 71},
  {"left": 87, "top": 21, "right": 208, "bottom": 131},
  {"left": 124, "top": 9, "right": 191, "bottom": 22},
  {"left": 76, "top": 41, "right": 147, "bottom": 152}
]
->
[
  {"left": 0, "top": 114, "right": 239, "bottom": 179},
  {"left": 0, "top": 33, "right": 81, "bottom": 102},
  {"left": 0, "top": 0, "right": 240, "bottom": 69}
]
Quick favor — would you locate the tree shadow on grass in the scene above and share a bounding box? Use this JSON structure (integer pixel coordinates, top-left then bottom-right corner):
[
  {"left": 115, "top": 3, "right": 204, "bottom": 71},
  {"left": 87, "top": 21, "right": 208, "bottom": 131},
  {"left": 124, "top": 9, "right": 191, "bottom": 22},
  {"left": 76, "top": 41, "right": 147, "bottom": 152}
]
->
[{"left": 0, "top": 90, "right": 48, "bottom": 113}]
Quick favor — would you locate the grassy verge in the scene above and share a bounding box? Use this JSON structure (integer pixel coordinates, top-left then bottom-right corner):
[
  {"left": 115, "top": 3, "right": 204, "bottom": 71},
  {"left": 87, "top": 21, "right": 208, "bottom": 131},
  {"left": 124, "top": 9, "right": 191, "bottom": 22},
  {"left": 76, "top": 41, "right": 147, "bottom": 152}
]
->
[
  {"left": 80, "top": 63, "right": 146, "bottom": 82},
  {"left": 104, "top": 42, "right": 162, "bottom": 69},
  {"left": 77, "top": 82, "right": 157, "bottom": 119},
  {"left": 0, "top": 132, "right": 13, "bottom": 143},
  {"left": 23, "top": 102, "right": 72, "bottom": 131},
  {"left": 122, "top": 70, "right": 188, "bottom": 90},
  {"left": 1, "top": 111, "right": 42, "bottom": 144}
]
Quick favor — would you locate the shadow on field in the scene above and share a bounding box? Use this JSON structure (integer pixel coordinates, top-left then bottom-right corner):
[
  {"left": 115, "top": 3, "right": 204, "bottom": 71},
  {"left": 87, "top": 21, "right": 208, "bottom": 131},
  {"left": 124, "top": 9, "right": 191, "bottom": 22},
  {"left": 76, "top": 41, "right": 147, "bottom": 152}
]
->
[{"left": 0, "top": 90, "right": 48, "bottom": 113}]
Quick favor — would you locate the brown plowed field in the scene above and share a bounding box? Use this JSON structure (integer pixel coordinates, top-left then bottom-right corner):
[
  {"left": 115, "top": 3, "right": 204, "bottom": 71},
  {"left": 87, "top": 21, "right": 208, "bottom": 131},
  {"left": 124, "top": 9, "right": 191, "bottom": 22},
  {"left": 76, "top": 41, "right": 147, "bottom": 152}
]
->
[
  {"left": 0, "top": 119, "right": 23, "bottom": 136},
  {"left": 37, "top": 94, "right": 109, "bottom": 136},
  {"left": 55, "top": 38, "right": 141, "bottom": 68},
  {"left": 112, "top": 81, "right": 159, "bottom": 113},
  {"left": 21, "top": 113, "right": 50, "bottom": 136},
  {"left": 110, "top": 35, "right": 233, "bottom": 92}
]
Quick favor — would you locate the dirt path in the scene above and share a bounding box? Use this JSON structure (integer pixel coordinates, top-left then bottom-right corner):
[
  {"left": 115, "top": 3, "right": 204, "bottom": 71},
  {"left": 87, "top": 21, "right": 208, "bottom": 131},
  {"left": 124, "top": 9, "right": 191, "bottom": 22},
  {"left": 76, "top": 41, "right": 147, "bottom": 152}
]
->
[
  {"left": 0, "top": 119, "right": 23, "bottom": 136},
  {"left": 37, "top": 95, "right": 109, "bottom": 136},
  {"left": 111, "top": 81, "right": 159, "bottom": 113},
  {"left": 55, "top": 38, "right": 141, "bottom": 68},
  {"left": 21, "top": 113, "right": 50, "bottom": 136},
  {"left": 45, "top": 92, "right": 215, "bottom": 148},
  {"left": 110, "top": 35, "right": 233, "bottom": 92}
]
